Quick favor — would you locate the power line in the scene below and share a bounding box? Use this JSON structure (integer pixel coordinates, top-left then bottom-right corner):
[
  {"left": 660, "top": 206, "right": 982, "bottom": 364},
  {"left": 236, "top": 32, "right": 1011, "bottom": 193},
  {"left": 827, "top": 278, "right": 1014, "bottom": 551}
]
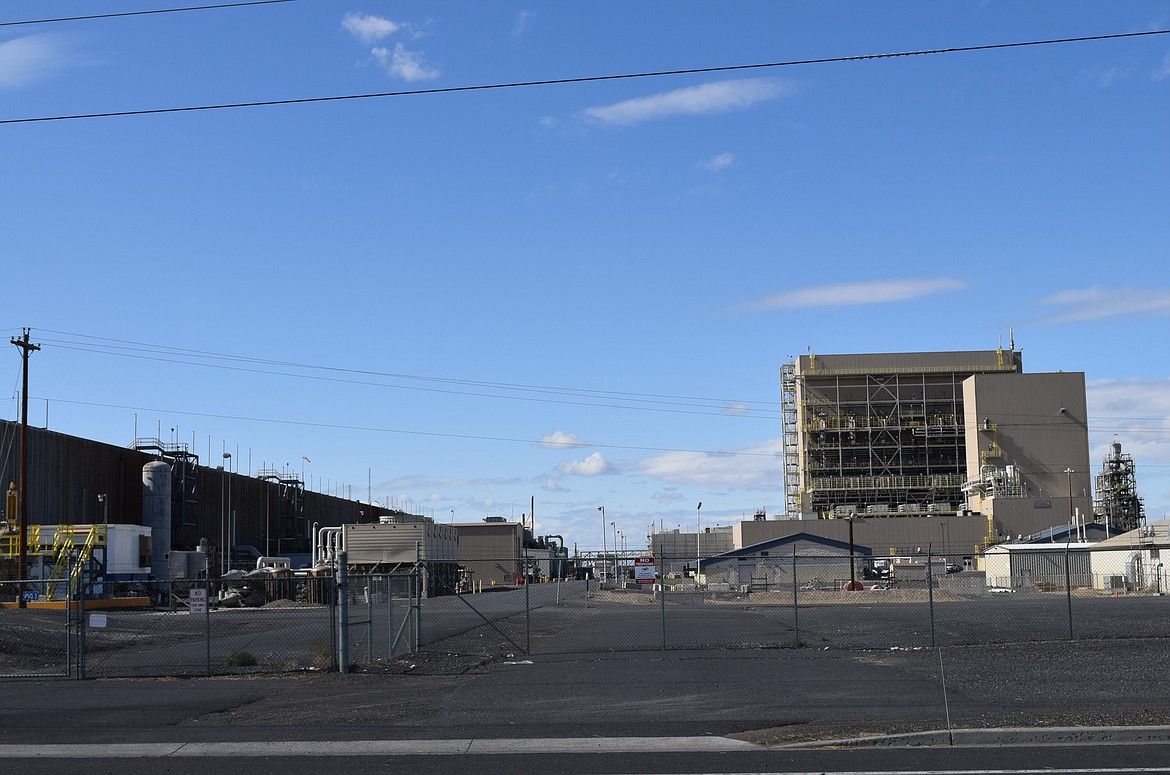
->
[
  {"left": 15, "top": 327, "right": 1170, "bottom": 444},
  {"left": 27, "top": 331, "right": 1170, "bottom": 431},
  {"left": 36, "top": 396, "right": 781, "bottom": 459},
  {"left": 36, "top": 344, "right": 1170, "bottom": 437},
  {"left": 49, "top": 341, "right": 781, "bottom": 420},
  {"left": 4, "top": 29, "right": 1167, "bottom": 125},
  {"left": 33, "top": 329, "right": 782, "bottom": 418},
  {"left": 0, "top": 0, "right": 297, "bottom": 28}
]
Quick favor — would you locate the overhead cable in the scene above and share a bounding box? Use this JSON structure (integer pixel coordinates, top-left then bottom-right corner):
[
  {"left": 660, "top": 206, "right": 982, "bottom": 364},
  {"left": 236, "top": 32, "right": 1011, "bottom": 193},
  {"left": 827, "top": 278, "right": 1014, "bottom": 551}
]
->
[
  {"left": 39, "top": 396, "right": 781, "bottom": 459},
  {"left": 3, "top": 29, "right": 1167, "bottom": 125},
  {"left": 0, "top": 0, "right": 296, "bottom": 28}
]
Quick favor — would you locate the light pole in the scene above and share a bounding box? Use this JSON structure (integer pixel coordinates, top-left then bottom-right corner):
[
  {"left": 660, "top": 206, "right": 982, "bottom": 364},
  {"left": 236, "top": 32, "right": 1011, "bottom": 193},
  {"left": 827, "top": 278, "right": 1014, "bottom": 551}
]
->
[
  {"left": 1065, "top": 467, "right": 1075, "bottom": 537},
  {"left": 597, "top": 506, "right": 606, "bottom": 585},
  {"left": 696, "top": 501, "right": 703, "bottom": 584},
  {"left": 613, "top": 524, "right": 622, "bottom": 585},
  {"left": 617, "top": 530, "right": 624, "bottom": 581}
]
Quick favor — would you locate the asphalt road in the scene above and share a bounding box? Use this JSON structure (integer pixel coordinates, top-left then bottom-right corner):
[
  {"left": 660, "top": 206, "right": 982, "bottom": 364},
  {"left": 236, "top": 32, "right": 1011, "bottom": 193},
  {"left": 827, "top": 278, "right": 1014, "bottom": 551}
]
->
[
  {"left": 8, "top": 581, "right": 1170, "bottom": 773},
  {"left": 6, "top": 637, "right": 1170, "bottom": 773},
  {"left": 5, "top": 741, "right": 1170, "bottom": 775}
]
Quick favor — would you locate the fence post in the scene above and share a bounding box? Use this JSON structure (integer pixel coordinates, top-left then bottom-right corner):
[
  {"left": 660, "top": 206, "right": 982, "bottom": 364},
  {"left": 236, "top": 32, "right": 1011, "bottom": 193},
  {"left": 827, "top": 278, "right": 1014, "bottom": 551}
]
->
[
  {"left": 329, "top": 572, "right": 337, "bottom": 668},
  {"left": 792, "top": 547, "right": 799, "bottom": 647},
  {"left": 927, "top": 546, "right": 936, "bottom": 648},
  {"left": 414, "top": 542, "right": 423, "bottom": 652},
  {"left": 77, "top": 569, "right": 87, "bottom": 680},
  {"left": 524, "top": 559, "right": 531, "bottom": 656},
  {"left": 659, "top": 561, "right": 669, "bottom": 650},
  {"left": 387, "top": 576, "right": 394, "bottom": 658},
  {"left": 367, "top": 574, "right": 375, "bottom": 665},
  {"left": 416, "top": 567, "right": 424, "bottom": 651},
  {"left": 337, "top": 550, "right": 349, "bottom": 674},
  {"left": 205, "top": 580, "right": 212, "bottom": 677},
  {"left": 1065, "top": 545, "right": 1074, "bottom": 640},
  {"left": 66, "top": 561, "right": 74, "bottom": 678}
]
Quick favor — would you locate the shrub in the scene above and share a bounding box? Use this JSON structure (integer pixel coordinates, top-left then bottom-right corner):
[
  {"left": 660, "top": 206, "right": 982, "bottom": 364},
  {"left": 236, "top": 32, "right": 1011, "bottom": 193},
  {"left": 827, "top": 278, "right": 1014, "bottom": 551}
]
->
[{"left": 224, "top": 650, "right": 258, "bottom": 667}]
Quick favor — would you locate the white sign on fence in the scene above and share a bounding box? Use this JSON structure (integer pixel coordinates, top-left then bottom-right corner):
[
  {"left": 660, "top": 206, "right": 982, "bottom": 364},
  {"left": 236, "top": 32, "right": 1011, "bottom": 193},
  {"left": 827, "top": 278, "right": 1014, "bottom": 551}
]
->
[
  {"left": 188, "top": 587, "right": 208, "bottom": 614},
  {"left": 634, "top": 557, "right": 656, "bottom": 585}
]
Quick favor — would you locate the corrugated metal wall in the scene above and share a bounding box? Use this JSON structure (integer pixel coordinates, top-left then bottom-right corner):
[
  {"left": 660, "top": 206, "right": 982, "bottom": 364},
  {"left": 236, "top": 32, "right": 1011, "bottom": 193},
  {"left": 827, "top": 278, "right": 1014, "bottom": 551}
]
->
[{"left": 0, "top": 420, "right": 397, "bottom": 557}]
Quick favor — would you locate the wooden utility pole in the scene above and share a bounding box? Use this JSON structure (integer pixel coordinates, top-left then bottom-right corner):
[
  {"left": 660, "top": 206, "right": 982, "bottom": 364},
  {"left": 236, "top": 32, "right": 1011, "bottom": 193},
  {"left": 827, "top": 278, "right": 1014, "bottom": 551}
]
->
[{"left": 11, "top": 328, "right": 40, "bottom": 608}]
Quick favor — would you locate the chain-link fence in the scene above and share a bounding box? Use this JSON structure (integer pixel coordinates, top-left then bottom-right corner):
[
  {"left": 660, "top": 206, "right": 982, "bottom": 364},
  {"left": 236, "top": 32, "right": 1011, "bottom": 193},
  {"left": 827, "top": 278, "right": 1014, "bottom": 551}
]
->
[
  {"left": 0, "top": 578, "right": 74, "bottom": 679},
  {"left": 405, "top": 549, "right": 1170, "bottom": 657},
  {"left": 1, "top": 571, "right": 343, "bottom": 679},
  {"left": 6, "top": 546, "right": 1170, "bottom": 679}
]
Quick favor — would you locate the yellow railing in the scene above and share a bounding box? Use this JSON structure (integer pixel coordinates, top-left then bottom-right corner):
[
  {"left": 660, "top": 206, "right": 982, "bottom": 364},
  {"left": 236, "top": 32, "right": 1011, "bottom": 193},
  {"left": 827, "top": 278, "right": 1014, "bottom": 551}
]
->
[
  {"left": 1, "top": 523, "right": 108, "bottom": 600},
  {"left": 46, "top": 525, "right": 107, "bottom": 601},
  {"left": 804, "top": 414, "right": 962, "bottom": 431},
  {"left": 801, "top": 363, "right": 1018, "bottom": 376},
  {"left": 0, "top": 524, "right": 69, "bottom": 558},
  {"left": 808, "top": 474, "right": 965, "bottom": 491}
]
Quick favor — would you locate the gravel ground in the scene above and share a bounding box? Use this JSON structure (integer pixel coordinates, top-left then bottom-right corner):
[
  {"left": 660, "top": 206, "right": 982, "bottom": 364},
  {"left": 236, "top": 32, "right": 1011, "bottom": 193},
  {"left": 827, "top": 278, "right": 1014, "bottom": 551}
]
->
[{"left": 8, "top": 584, "right": 1170, "bottom": 746}]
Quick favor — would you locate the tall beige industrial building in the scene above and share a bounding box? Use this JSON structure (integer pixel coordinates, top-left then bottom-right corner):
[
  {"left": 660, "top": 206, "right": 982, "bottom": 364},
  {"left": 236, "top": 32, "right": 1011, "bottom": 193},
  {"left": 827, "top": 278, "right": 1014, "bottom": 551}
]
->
[{"left": 781, "top": 348, "right": 1092, "bottom": 542}]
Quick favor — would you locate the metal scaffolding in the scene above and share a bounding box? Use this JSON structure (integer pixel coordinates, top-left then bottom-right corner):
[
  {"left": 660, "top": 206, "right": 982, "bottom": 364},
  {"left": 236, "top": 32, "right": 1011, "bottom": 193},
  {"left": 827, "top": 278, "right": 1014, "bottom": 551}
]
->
[
  {"left": 782, "top": 351, "right": 1019, "bottom": 518},
  {"left": 1094, "top": 440, "right": 1145, "bottom": 533}
]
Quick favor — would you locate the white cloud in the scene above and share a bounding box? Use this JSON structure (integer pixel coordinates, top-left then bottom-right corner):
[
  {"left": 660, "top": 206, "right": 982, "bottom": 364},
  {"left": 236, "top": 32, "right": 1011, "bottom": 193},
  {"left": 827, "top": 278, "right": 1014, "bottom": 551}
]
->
[
  {"left": 380, "top": 473, "right": 521, "bottom": 490},
  {"left": 1085, "top": 66, "right": 1126, "bottom": 87},
  {"left": 372, "top": 43, "right": 440, "bottom": 81},
  {"left": 539, "top": 430, "right": 587, "bottom": 449},
  {"left": 513, "top": 10, "right": 535, "bottom": 37},
  {"left": 0, "top": 34, "right": 76, "bottom": 90},
  {"left": 652, "top": 489, "right": 686, "bottom": 503},
  {"left": 636, "top": 440, "right": 781, "bottom": 488},
  {"left": 584, "top": 78, "right": 789, "bottom": 126},
  {"left": 1153, "top": 52, "right": 1170, "bottom": 82},
  {"left": 697, "top": 152, "right": 736, "bottom": 172},
  {"left": 724, "top": 404, "right": 750, "bottom": 415},
  {"left": 1032, "top": 287, "right": 1170, "bottom": 324},
  {"left": 1089, "top": 378, "right": 1170, "bottom": 462},
  {"left": 556, "top": 452, "right": 614, "bottom": 477},
  {"left": 542, "top": 478, "right": 566, "bottom": 492},
  {"left": 342, "top": 12, "right": 402, "bottom": 44},
  {"left": 1087, "top": 378, "right": 1170, "bottom": 518},
  {"left": 732, "top": 278, "right": 964, "bottom": 313}
]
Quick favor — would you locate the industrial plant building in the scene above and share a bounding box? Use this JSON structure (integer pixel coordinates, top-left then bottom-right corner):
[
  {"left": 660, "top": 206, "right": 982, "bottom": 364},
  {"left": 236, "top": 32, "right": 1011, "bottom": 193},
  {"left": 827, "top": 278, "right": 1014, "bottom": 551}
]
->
[
  {"left": 781, "top": 347, "right": 1093, "bottom": 540},
  {"left": 654, "top": 345, "right": 1120, "bottom": 569},
  {"left": 2, "top": 343, "right": 1147, "bottom": 596}
]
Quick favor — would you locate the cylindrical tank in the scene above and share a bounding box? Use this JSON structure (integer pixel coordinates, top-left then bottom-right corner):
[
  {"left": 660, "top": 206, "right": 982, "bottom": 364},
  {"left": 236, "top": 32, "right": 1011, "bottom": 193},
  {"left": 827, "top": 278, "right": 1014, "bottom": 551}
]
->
[{"left": 143, "top": 461, "right": 172, "bottom": 581}]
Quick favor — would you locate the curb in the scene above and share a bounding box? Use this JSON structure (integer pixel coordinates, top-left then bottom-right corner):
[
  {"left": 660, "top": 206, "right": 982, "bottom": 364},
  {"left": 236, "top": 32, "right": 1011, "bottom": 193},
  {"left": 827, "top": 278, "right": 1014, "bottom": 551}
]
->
[{"left": 778, "top": 725, "right": 1170, "bottom": 749}]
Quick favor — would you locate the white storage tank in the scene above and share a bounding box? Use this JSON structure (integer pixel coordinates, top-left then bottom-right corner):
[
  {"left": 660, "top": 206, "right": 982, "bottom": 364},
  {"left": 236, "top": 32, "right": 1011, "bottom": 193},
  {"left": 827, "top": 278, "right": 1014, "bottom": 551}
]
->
[{"left": 142, "top": 461, "right": 171, "bottom": 580}]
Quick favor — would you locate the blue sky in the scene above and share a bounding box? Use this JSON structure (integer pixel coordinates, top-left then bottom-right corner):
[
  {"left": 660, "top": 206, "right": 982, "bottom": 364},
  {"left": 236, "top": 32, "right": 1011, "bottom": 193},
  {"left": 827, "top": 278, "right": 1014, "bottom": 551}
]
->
[{"left": 3, "top": 1, "right": 1169, "bottom": 552}]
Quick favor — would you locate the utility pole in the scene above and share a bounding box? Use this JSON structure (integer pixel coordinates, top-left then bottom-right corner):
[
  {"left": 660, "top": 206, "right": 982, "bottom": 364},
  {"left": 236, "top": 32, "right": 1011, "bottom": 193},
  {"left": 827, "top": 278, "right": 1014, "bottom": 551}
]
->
[{"left": 11, "top": 328, "right": 40, "bottom": 609}]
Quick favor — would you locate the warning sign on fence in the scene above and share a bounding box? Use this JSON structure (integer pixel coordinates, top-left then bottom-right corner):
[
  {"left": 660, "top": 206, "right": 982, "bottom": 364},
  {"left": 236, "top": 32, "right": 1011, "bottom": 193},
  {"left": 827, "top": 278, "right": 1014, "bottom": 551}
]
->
[
  {"left": 188, "top": 587, "right": 208, "bottom": 614},
  {"left": 634, "top": 557, "right": 656, "bottom": 585}
]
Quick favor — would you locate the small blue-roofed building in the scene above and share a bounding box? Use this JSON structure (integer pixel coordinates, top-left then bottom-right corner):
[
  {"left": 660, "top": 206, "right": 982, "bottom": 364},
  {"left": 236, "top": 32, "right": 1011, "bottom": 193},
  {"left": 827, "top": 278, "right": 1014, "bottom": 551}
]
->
[{"left": 698, "top": 533, "right": 872, "bottom": 591}]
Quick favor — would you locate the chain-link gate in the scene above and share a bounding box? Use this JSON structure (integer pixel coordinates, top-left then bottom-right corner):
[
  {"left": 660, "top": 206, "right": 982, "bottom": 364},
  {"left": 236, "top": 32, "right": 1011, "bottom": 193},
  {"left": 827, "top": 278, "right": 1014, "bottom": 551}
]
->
[{"left": 0, "top": 578, "right": 74, "bottom": 679}]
